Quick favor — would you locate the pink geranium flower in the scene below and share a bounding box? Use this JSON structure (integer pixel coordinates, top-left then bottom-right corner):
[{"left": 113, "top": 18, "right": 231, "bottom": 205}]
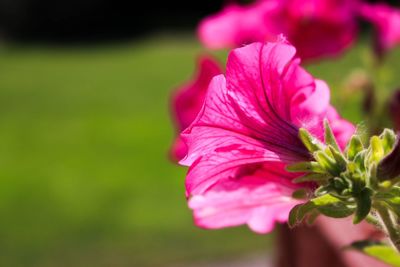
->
[
  {"left": 180, "top": 39, "right": 355, "bottom": 233},
  {"left": 170, "top": 56, "right": 222, "bottom": 161},
  {"left": 359, "top": 2, "right": 400, "bottom": 56},
  {"left": 198, "top": 0, "right": 359, "bottom": 61}
]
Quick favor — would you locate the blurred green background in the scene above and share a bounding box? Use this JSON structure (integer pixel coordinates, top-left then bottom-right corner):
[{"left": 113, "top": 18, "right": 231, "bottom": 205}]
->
[{"left": 0, "top": 34, "right": 400, "bottom": 267}]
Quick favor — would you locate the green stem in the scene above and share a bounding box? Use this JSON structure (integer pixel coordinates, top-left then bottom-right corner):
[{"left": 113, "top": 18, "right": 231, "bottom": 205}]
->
[{"left": 375, "top": 202, "right": 400, "bottom": 252}]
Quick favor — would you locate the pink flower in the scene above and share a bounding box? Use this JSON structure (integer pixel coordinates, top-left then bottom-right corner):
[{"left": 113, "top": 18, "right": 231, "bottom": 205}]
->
[
  {"left": 359, "top": 3, "right": 400, "bottom": 56},
  {"left": 170, "top": 56, "right": 222, "bottom": 161},
  {"left": 180, "top": 39, "right": 355, "bottom": 233},
  {"left": 198, "top": 0, "right": 359, "bottom": 61},
  {"left": 198, "top": 1, "right": 282, "bottom": 50}
]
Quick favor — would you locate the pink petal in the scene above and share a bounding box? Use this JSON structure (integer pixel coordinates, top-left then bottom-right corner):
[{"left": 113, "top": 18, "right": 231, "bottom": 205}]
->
[
  {"left": 197, "top": 0, "right": 359, "bottom": 61},
  {"left": 189, "top": 168, "right": 300, "bottom": 234},
  {"left": 359, "top": 3, "right": 400, "bottom": 53},
  {"left": 197, "top": 1, "right": 281, "bottom": 49},
  {"left": 170, "top": 56, "right": 221, "bottom": 161}
]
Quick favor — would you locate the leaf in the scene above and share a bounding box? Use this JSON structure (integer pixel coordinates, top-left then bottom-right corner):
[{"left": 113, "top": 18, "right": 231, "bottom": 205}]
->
[
  {"left": 353, "top": 188, "right": 372, "bottom": 224},
  {"left": 374, "top": 186, "right": 400, "bottom": 200},
  {"left": 369, "top": 136, "right": 384, "bottom": 163},
  {"left": 328, "top": 145, "right": 347, "bottom": 170},
  {"left": 293, "top": 173, "right": 331, "bottom": 184},
  {"left": 292, "top": 188, "right": 309, "bottom": 199},
  {"left": 288, "top": 202, "right": 315, "bottom": 228},
  {"left": 324, "top": 120, "right": 341, "bottom": 152},
  {"left": 311, "top": 194, "right": 354, "bottom": 218},
  {"left": 286, "top": 162, "right": 325, "bottom": 173},
  {"left": 288, "top": 194, "right": 354, "bottom": 228},
  {"left": 346, "top": 135, "right": 364, "bottom": 161},
  {"left": 288, "top": 204, "right": 301, "bottom": 228},
  {"left": 354, "top": 150, "right": 366, "bottom": 171},
  {"left": 314, "top": 151, "right": 340, "bottom": 176},
  {"left": 299, "top": 128, "right": 323, "bottom": 153},
  {"left": 380, "top": 129, "right": 396, "bottom": 154},
  {"left": 349, "top": 241, "right": 400, "bottom": 267},
  {"left": 306, "top": 210, "right": 320, "bottom": 225}
]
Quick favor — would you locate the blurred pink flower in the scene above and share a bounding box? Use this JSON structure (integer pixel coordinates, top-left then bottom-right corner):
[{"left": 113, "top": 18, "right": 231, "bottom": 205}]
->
[
  {"left": 198, "top": 1, "right": 282, "bottom": 50},
  {"left": 180, "top": 39, "right": 355, "bottom": 233},
  {"left": 198, "top": 0, "right": 359, "bottom": 61},
  {"left": 359, "top": 2, "right": 400, "bottom": 56},
  {"left": 170, "top": 56, "right": 222, "bottom": 161}
]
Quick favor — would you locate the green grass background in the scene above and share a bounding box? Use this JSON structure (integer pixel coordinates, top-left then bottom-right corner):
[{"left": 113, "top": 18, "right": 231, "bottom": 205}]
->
[{"left": 0, "top": 34, "right": 399, "bottom": 266}]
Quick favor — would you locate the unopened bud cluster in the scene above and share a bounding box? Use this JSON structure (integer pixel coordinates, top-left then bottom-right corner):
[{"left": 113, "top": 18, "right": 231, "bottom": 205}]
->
[{"left": 287, "top": 120, "right": 400, "bottom": 229}]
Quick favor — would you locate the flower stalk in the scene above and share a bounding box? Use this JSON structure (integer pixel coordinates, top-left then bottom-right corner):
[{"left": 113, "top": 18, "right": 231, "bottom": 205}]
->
[{"left": 375, "top": 202, "right": 400, "bottom": 252}]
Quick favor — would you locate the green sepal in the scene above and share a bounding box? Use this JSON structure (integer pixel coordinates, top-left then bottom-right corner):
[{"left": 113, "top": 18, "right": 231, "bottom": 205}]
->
[
  {"left": 354, "top": 150, "right": 366, "bottom": 171},
  {"left": 292, "top": 188, "right": 310, "bottom": 199},
  {"left": 288, "top": 202, "right": 315, "bottom": 228},
  {"left": 353, "top": 188, "right": 372, "bottom": 224},
  {"left": 375, "top": 187, "right": 400, "bottom": 218},
  {"left": 299, "top": 128, "right": 323, "bottom": 153},
  {"left": 312, "top": 194, "right": 355, "bottom": 218},
  {"left": 306, "top": 210, "right": 320, "bottom": 225},
  {"left": 314, "top": 151, "right": 340, "bottom": 176},
  {"left": 328, "top": 145, "right": 347, "bottom": 170},
  {"left": 314, "top": 185, "right": 331, "bottom": 196},
  {"left": 346, "top": 135, "right": 364, "bottom": 161},
  {"left": 289, "top": 194, "right": 354, "bottom": 228},
  {"left": 286, "top": 161, "right": 325, "bottom": 173},
  {"left": 375, "top": 186, "right": 400, "bottom": 199},
  {"left": 348, "top": 241, "right": 400, "bottom": 267},
  {"left": 369, "top": 136, "right": 385, "bottom": 164},
  {"left": 380, "top": 128, "right": 396, "bottom": 154},
  {"left": 324, "top": 120, "right": 341, "bottom": 152},
  {"left": 293, "top": 173, "right": 331, "bottom": 184}
]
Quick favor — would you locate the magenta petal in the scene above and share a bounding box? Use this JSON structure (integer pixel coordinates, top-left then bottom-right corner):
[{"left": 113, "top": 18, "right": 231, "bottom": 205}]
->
[
  {"left": 197, "top": 0, "right": 358, "bottom": 61},
  {"left": 197, "top": 1, "right": 281, "bottom": 49},
  {"left": 181, "top": 75, "right": 286, "bottom": 195},
  {"left": 189, "top": 171, "right": 300, "bottom": 234},
  {"left": 359, "top": 3, "right": 400, "bottom": 53},
  {"left": 170, "top": 56, "right": 222, "bottom": 162}
]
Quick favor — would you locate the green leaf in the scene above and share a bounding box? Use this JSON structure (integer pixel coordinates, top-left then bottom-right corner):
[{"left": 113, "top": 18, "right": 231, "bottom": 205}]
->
[
  {"left": 328, "top": 145, "right": 347, "bottom": 170},
  {"left": 299, "top": 128, "right": 323, "bottom": 153},
  {"left": 288, "top": 202, "right": 315, "bottom": 228},
  {"left": 306, "top": 210, "right": 320, "bottom": 225},
  {"left": 311, "top": 194, "right": 354, "bottom": 218},
  {"left": 354, "top": 150, "right": 366, "bottom": 171},
  {"left": 288, "top": 204, "right": 301, "bottom": 228},
  {"left": 349, "top": 241, "right": 400, "bottom": 267},
  {"left": 346, "top": 135, "right": 364, "bottom": 161},
  {"left": 293, "top": 173, "right": 331, "bottom": 184},
  {"left": 374, "top": 186, "right": 400, "bottom": 200},
  {"left": 369, "top": 136, "right": 385, "bottom": 163},
  {"left": 380, "top": 129, "right": 397, "bottom": 154},
  {"left": 292, "top": 188, "right": 309, "bottom": 199},
  {"left": 324, "top": 120, "right": 341, "bottom": 152},
  {"left": 314, "top": 151, "right": 340, "bottom": 176},
  {"left": 353, "top": 188, "right": 372, "bottom": 224},
  {"left": 286, "top": 162, "right": 325, "bottom": 173},
  {"left": 288, "top": 194, "right": 354, "bottom": 228}
]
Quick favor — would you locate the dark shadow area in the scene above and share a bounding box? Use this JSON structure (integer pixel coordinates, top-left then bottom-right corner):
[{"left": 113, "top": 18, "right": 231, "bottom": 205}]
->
[{"left": 0, "top": 0, "right": 226, "bottom": 43}]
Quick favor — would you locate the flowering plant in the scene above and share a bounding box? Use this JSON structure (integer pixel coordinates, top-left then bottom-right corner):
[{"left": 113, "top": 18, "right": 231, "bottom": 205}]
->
[{"left": 169, "top": 0, "right": 400, "bottom": 266}]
